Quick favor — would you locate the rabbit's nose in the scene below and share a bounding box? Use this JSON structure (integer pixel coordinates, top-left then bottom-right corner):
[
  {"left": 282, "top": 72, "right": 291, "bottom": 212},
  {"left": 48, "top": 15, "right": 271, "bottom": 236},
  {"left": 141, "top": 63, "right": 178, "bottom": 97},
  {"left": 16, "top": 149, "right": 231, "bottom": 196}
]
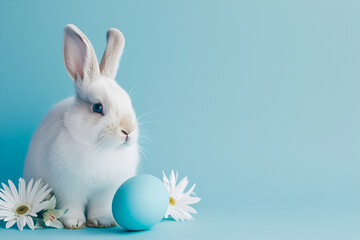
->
[
  {"left": 121, "top": 129, "right": 129, "bottom": 141},
  {"left": 119, "top": 116, "right": 135, "bottom": 136},
  {"left": 119, "top": 116, "right": 135, "bottom": 142}
]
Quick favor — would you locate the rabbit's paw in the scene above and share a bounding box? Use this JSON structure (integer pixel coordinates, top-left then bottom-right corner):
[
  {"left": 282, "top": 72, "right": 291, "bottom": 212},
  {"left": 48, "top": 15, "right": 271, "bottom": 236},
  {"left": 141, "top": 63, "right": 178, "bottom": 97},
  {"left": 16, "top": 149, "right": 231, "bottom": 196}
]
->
[
  {"left": 87, "top": 215, "right": 117, "bottom": 228},
  {"left": 61, "top": 212, "right": 86, "bottom": 229}
]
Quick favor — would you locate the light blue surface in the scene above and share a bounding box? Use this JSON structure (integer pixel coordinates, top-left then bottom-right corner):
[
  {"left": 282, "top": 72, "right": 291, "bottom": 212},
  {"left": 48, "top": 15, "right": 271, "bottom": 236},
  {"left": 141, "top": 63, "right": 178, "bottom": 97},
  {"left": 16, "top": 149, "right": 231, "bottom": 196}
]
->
[
  {"left": 1, "top": 0, "right": 360, "bottom": 239},
  {"left": 112, "top": 175, "right": 168, "bottom": 230}
]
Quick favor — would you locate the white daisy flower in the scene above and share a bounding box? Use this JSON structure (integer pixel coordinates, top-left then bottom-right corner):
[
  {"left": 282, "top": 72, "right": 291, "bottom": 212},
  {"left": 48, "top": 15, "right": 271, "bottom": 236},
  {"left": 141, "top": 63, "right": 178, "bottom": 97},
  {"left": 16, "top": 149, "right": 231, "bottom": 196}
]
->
[
  {"left": 0, "top": 178, "right": 52, "bottom": 230},
  {"left": 162, "top": 170, "right": 201, "bottom": 221}
]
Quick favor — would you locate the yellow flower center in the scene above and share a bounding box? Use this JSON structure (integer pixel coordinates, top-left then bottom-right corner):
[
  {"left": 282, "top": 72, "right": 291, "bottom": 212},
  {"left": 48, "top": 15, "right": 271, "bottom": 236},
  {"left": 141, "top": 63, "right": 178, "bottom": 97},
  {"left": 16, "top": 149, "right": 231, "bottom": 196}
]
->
[
  {"left": 169, "top": 197, "right": 175, "bottom": 206},
  {"left": 15, "top": 205, "right": 29, "bottom": 215}
]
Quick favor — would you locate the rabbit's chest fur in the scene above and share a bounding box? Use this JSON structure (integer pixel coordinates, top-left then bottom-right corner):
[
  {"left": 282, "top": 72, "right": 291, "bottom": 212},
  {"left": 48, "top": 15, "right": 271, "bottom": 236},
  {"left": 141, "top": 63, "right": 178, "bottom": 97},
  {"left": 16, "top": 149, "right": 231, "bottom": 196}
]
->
[
  {"left": 50, "top": 133, "right": 139, "bottom": 188},
  {"left": 24, "top": 98, "right": 139, "bottom": 194}
]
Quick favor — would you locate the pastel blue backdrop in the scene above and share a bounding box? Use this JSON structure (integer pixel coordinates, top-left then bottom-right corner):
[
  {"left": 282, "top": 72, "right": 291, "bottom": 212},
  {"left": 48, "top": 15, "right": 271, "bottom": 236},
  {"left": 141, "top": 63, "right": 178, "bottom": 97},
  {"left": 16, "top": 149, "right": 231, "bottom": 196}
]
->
[{"left": 0, "top": 0, "right": 359, "bottom": 239}]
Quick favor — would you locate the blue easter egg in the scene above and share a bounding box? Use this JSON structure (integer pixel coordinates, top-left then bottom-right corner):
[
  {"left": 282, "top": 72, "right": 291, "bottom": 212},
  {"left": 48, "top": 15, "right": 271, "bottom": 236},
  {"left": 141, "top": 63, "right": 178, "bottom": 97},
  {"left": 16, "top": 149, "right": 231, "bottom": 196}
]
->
[{"left": 112, "top": 174, "right": 169, "bottom": 231}]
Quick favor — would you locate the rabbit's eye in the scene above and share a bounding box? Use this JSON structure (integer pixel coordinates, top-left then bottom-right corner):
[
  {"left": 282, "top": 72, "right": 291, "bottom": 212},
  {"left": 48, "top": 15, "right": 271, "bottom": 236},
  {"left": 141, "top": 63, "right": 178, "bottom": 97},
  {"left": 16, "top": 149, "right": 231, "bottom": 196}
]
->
[{"left": 92, "top": 103, "right": 103, "bottom": 114}]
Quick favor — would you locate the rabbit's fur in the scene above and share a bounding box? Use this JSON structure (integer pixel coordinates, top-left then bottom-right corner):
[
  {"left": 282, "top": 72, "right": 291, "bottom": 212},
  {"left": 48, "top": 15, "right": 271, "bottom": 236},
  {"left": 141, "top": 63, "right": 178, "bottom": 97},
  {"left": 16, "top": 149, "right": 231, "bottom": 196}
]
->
[{"left": 24, "top": 24, "right": 139, "bottom": 229}]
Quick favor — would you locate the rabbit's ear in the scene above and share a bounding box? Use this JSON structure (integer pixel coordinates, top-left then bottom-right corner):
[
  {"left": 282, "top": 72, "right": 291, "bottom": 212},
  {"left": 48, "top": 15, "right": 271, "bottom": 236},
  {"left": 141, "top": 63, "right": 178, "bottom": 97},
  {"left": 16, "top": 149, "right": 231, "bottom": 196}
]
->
[
  {"left": 99, "top": 28, "right": 125, "bottom": 79},
  {"left": 63, "top": 24, "right": 100, "bottom": 82}
]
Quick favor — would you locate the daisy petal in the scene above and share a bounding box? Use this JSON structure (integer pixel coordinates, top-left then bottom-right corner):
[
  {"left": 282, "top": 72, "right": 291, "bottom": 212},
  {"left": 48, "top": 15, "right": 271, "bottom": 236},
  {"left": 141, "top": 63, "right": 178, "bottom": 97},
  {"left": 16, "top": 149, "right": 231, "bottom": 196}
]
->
[
  {"left": 171, "top": 208, "right": 184, "bottom": 221},
  {"left": 26, "top": 216, "right": 35, "bottom": 230},
  {"left": 164, "top": 209, "right": 171, "bottom": 218},
  {"left": 26, "top": 179, "right": 34, "bottom": 201},
  {"left": 1, "top": 184, "right": 16, "bottom": 206},
  {"left": 32, "top": 199, "right": 51, "bottom": 214},
  {"left": 19, "top": 178, "right": 26, "bottom": 203},
  {"left": 175, "top": 176, "right": 189, "bottom": 194},
  {"left": 17, "top": 216, "right": 25, "bottom": 231},
  {"left": 170, "top": 210, "right": 179, "bottom": 221},
  {"left": 8, "top": 180, "right": 20, "bottom": 204},
  {"left": 182, "top": 196, "right": 201, "bottom": 204},
  {"left": 28, "top": 179, "right": 42, "bottom": 204},
  {"left": 179, "top": 208, "right": 193, "bottom": 221},
  {"left": 162, "top": 171, "right": 170, "bottom": 192},
  {"left": 32, "top": 188, "right": 52, "bottom": 207},
  {"left": 162, "top": 171, "right": 168, "bottom": 183},
  {"left": 0, "top": 192, "right": 15, "bottom": 208},
  {"left": 6, "top": 219, "right": 17, "bottom": 229},
  {"left": 183, "top": 204, "right": 197, "bottom": 214},
  {"left": 0, "top": 207, "right": 12, "bottom": 212},
  {"left": 33, "top": 184, "right": 50, "bottom": 201},
  {"left": 0, "top": 210, "right": 14, "bottom": 217},
  {"left": 4, "top": 215, "right": 17, "bottom": 221},
  {"left": 170, "top": 170, "right": 177, "bottom": 193},
  {"left": 186, "top": 183, "right": 196, "bottom": 195},
  {"left": 32, "top": 184, "right": 49, "bottom": 204},
  {"left": 0, "top": 199, "right": 13, "bottom": 210}
]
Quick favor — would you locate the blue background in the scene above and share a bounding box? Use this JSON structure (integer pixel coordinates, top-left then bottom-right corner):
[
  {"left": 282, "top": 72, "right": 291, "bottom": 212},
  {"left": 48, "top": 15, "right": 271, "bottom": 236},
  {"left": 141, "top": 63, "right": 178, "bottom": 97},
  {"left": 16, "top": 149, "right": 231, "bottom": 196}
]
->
[{"left": 1, "top": 0, "right": 360, "bottom": 239}]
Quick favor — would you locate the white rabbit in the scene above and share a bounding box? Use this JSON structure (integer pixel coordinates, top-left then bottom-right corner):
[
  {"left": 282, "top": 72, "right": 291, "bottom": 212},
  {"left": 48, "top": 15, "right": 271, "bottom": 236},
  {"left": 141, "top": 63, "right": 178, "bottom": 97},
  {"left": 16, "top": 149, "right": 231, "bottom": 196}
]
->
[{"left": 23, "top": 24, "right": 139, "bottom": 229}]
